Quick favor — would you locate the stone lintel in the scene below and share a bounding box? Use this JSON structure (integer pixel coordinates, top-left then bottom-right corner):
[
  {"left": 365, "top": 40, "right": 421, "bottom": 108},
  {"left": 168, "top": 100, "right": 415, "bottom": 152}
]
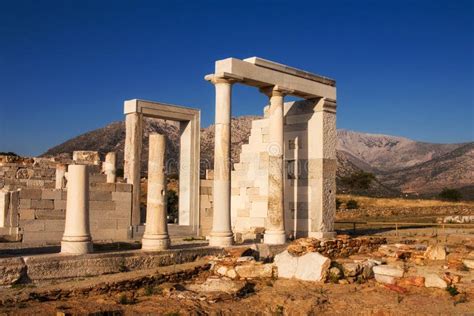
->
[
  {"left": 244, "top": 57, "right": 336, "bottom": 87},
  {"left": 214, "top": 57, "right": 336, "bottom": 99},
  {"left": 124, "top": 99, "right": 199, "bottom": 122}
]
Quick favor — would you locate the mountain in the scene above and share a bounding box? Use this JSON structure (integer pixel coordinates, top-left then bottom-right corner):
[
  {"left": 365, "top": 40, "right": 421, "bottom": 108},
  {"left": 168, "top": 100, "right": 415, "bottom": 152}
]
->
[{"left": 42, "top": 117, "right": 473, "bottom": 199}]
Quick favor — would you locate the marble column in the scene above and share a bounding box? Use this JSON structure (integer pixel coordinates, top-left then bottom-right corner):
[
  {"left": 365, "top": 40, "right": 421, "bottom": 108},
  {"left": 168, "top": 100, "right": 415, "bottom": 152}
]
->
[
  {"left": 142, "top": 134, "right": 170, "bottom": 250},
  {"left": 308, "top": 98, "right": 337, "bottom": 239},
  {"left": 55, "top": 164, "right": 67, "bottom": 189},
  {"left": 124, "top": 112, "right": 143, "bottom": 226},
  {"left": 261, "top": 86, "right": 287, "bottom": 244},
  {"left": 61, "top": 164, "right": 93, "bottom": 254},
  {"left": 208, "top": 76, "right": 235, "bottom": 247},
  {"left": 104, "top": 152, "right": 117, "bottom": 183}
]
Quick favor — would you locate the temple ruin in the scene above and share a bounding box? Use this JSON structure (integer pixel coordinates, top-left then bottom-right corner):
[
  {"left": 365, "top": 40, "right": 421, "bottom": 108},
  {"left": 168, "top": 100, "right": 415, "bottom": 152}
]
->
[{"left": 0, "top": 57, "right": 337, "bottom": 249}]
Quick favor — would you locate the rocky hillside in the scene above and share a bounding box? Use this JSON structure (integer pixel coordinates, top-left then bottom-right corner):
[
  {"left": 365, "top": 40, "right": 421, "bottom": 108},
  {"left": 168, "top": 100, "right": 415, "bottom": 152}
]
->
[{"left": 42, "top": 116, "right": 473, "bottom": 199}]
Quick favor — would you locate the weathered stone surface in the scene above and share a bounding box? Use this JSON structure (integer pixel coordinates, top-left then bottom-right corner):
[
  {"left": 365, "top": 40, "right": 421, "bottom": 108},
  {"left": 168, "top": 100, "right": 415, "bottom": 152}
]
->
[
  {"left": 342, "top": 262, "right": 361, "bottom": 277},
  {"left": 424, "top": 274, "right": 448, "bottom": 289},
  {"left": 0, "top": 257, "right": 25, "bottom": 286},
  {"left": 374, "top": 274, "right": 396, "bottom": 285},
  {"left": 397, "top": 276, "right": 425, "bottom": 287},
  {"left": 462, "top": 259, "right": 474, "bottom": 269},
  {"left": 274, "top": 250, "right": 298, "bottom": 279},
  {"left": 187, "top": 277, "right": 246, "bottom": 294},
  {"left": 373, "top": 265, "right": 404, "bottom": 278},
  {"left": 424, "top": 244, "right": 446, "bottom": 261},
  {"left": 235, "top": 263, "right": 273, "bottom": 279},
  {"left": 294, "top": 252, "right": 330, "bottom": 282}
]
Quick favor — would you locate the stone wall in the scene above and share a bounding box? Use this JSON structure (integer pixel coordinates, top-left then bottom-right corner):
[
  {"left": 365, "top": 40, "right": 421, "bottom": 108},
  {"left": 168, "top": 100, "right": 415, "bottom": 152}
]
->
[
  {"left": 18, "top": 174, "right": 132, "bottom": 243},
  {"left": 199, "top": 100, "right": 332, "bottom": 240}
]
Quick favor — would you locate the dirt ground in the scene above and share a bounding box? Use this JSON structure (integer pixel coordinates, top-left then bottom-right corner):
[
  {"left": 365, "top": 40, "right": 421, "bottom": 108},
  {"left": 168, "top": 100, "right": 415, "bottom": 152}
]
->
[{"left": 2, "top": 277, "right": 473, "bottom": 315}]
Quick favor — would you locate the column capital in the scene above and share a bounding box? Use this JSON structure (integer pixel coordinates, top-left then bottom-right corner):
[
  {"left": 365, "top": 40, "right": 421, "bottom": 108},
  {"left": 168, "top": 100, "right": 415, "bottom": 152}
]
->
[
  {"left": 259, "top": 85, "right": 294, "bottom": 98},
  {"left": 311, "top": 97, "right": 337, "bottom": 113},
  {"left": 204, "top": 72, "right": 243, "bottom": 85}
]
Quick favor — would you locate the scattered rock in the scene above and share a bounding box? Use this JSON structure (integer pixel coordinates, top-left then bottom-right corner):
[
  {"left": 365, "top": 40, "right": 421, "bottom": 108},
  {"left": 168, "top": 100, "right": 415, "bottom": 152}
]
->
[
  {"left": 226, "top": 269, "right": 237, "bottom": 279},
  {"left": 384, "top": 284, "right": 407, "bottom": 294},
  {"left": 216, "top": 266, "right": 228, "bottom": 276},
  {"left": 397, "top": 276, "right": 425, "bottom": 287},
  {"left": 225, "top": 247, "right": 254, "bottom": 258},
  {"left": 374, "top": 274, "right": 396, "bottom": 285},
  {"left": 294, "top": 252, "right": 331, "bottom": 282},
  {"left": 234, "top": 263, "right": 273, "bottom": 279},
  {"left": 424, "top": 245, "right": 446, "bottom": 261},
  {"left": 0, "top": 257, "right": 26, "bottom": 286},
  {"left": 424, "top": 274, "right": 448, "bottom": 289},
  {"left": 187, "top": 277, "right": 246, "bottom": 294},
  {"left": 274, "top": 250, "right": 298, "bottom": 279},
  {"left": 373, "top": 265, "right": 404, "bottom": 278},
  {"left": 462, "top": 259, "right": 474, "bottom": 269},
  {"left": 236, "top": 256, "right": 255, "bottom": 263},
  {"left": 342, "top": 263, "right": 361, "bottom": 277},
  {"left": 361, "top": 261, "right": 377, "bottom": 279},
  {"left": 329, "top": 267, "right": 342, "bottom": 282},
  {"left": 274, "top": 250, "right": 330, "bottom": 282}
]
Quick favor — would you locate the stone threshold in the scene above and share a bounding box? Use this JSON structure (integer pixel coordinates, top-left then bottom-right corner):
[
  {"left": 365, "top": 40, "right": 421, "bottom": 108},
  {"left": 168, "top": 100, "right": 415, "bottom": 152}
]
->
[{"left": 0, "top": 246, "right": 225, "bottom": 286}]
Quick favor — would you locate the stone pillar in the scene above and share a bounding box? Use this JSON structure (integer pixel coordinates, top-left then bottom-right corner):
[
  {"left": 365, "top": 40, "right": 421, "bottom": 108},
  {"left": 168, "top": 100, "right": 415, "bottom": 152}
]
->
[
  {"left": 124, "top": 112, "right": 143, "bottom": 226},
  {"left": 208, "top": 76, "right": 235, "bottom": 247},
  {"left": 104, "top": 152, "right": 117, "bottom": 183},
  {"left": 142, "top": 134, "right": 170, "bottom": 250},
  {"left": 61, "top": 164, "right": 93, "bottom": 254},
  {"left": 261, "top": 86, "right": 287, "bottom": 244},
  {"left": 307, "top": 98, "right": 337, "bottom": 239},
  {"left": 55, "top": 164, "right": 67, "bottom": 189},
  {"left": 0, "top": 190, "right": 9, "bottom": 228},
  {"left": 178, "top": 121, "right": 192, "bottom": 225}
]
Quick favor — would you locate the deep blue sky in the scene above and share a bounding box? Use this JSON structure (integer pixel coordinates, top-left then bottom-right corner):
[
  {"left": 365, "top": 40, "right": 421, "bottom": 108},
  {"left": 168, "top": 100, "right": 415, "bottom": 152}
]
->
[{"left": 1, "top": 0, "right": 473, "bottom": 156}]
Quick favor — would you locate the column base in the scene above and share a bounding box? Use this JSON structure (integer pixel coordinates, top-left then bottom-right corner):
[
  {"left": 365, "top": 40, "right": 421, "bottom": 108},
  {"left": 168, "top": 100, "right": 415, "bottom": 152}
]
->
[
  {"left": 264, "top": 230, "right": 286, "bottom": 245},
  {"left": 208, "top": 232, "right": 233, "bottom": 247},
  {"left": 141, "top": 235, "right": 170, "bottom": 251},
  {"left": 308, "top": 231, "right": 337, "bottom": 239},
  {"left": 61, "top": 240, "right": 93, "bottom": 254}
]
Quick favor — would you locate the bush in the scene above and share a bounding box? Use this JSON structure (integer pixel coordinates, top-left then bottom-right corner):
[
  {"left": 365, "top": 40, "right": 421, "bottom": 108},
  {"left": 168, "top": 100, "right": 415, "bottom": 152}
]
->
[
  {"left": 340, "top": 171, "right": 376, "bottom": 190},
  {"left": 336, "top": 198, "right": 342, "bottom": 210},
  {"left": 438, "top": 188, "right": 462, "bottom": 202},
  {"left": 346, "top": 199, "right": 359, "bottom": 209}
]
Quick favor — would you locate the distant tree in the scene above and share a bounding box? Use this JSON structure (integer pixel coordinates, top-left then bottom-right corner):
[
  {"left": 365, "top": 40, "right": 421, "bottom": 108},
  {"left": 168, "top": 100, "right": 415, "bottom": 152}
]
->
[
  {"left": 341, "top": 171, "right": 376, "bottom": 190},
  {"left": 0, "top": 152, "right": 18, "bottom": 156},
  {"left": 438, "top": 188, "right": 462, "bottom": 202},
  {"left": 346, "top": 199, "right": 359, "bottom": 209},
  {"left": 116, "top": 168, "right": 124, "bottom": 178}
]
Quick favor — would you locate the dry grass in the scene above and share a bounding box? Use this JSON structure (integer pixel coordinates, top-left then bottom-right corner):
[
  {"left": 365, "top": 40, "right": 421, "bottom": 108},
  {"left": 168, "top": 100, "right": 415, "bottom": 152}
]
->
[{"left": 337, "top": 194, "right": 474, "bottom": 208}]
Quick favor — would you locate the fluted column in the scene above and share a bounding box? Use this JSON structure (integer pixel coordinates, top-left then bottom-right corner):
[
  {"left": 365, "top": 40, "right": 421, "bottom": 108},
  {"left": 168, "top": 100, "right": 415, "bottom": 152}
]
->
[
  {"left": 142, "top": 134, "right": 170, "bottom": 250},
  {"left": 61, "top": 164, "right": 93, "bottom": 254},
  {"left": 261, "top": 86, "right": 287, "bottom": 244},
  {"left": 103, "top": 152, "right": 117, "bottom": 183},
  {"left": 207, "top": 76, "right": 235, "bottom": 247}
]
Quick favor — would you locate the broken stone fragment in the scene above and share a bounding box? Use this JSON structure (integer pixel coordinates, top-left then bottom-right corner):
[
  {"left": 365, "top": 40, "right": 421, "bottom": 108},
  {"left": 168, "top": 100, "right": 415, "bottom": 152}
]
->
[
  {"left": 374, "top": 274, "right": 396, "bottom": 285},
  {"left": 187, "top": 277, "right": 247, "bottom": 294},
  {"left": 342, "top": 262, "right": 362, "bottom": 277},
  {"left": 424, "top": 273, "right": 448, "bottom": 289},
  {"left": 274, "top": 250, "right": 330, "bottom": 282},
  {"left": 424, "top": 244, "right": 446, "bottom": 261},
  {"left": 373, "top": 265, "right": 404, "bottom": 278},
  {"left": 462, "top": 259, "right": 474, "bottom": 269},
  {"left": 396, "top": 276, "right": 425, "bottom": 287},
  {"left": 235, "top": 263, "right": 273, "bottom": 279}
]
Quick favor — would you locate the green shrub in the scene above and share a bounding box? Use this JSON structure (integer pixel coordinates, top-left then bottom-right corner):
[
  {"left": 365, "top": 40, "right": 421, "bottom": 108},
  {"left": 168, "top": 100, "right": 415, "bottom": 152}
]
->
[
  {"left": 346, "top": 199, "right": 358, "bottom": 209},
  {"left": 438, "top": 188, "right": 462, "bottom": 202},
  {"left": 446, "top": 285, "right": 459, "bottom": 296},
  {"left": 167, "top": 189, "right": 179, "bottom": 223},
  {"left": 341, "top": 171, "right": 376, "bottom": 190}
]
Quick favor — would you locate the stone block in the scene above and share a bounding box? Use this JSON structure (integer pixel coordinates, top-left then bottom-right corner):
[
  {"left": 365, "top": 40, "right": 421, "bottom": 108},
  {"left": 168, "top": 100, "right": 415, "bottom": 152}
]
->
[
  {"left": 115, "top": 183, "right": 132, "bottom": 192},
  {"left": 19, "top": 198, "right": 31, "bottom": 209},
  {"left": 237, "top": 208, "right": 250, "bottom": 217},
  {"left": 90, "top": 190, "right": 112, "bottom": 201},
  {"left": 91, "top": 183, "right": 116, "bottom": 192},
  {"left": 73, "top": 151, "right": 100, "bottom": 165},
  {"left": 112, "top": 191, "right": 131, "bottom": 202},
  {"left": 54, "top": 199, "right": 67, "bottom": 210},
  {"left": 35, "top": 209, "right": 65, "bottom": 220},
  {"left": 89, "top": 174, "right": 107, "bottom": 183},
  {"left": 41, "top": 189, "right": 62, "bottom": 200},
  {"left": 90, "top": 200, "right": 115, "bottom": 210},
  {"left": 44, "top": 219, "right": 65, "bottom": 231},
  {"left": 19, "top": 209, "right": 35, "bottom": 220},
  {"left": 294, "top": 252, "right": 330, "bottom": 282},
  {"left": 114, "top": 200, "right": 132, "bottom": 212},
  {"left": 20, "top": 188, "right": 41, "bottom": 199},
  {"left": 22, "top": 230, "right": 63, "bottom": 243},
  {"left": 20, "top": 220, "right": 45, "bottom": 232},
  {"left": 274, "top": 250, "right": 298, "bottom": 278},
  {"left": 250, "top": 201, "right": 267, "bottom": 218},
  {"left": 31, "top": 199, "right": 54, "bottom": 209}
]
